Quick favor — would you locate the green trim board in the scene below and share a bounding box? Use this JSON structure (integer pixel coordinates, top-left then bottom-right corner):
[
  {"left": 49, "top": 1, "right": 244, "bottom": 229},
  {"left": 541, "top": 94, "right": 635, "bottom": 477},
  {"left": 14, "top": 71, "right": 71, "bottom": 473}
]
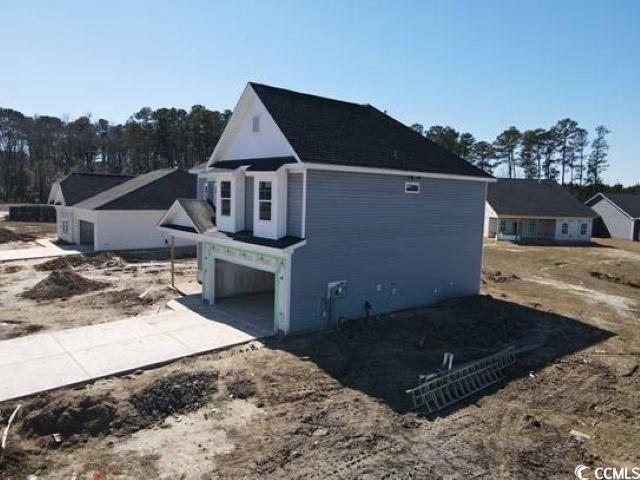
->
[{"left": 202, "top": 239, "right": 286, "bottom": 334}]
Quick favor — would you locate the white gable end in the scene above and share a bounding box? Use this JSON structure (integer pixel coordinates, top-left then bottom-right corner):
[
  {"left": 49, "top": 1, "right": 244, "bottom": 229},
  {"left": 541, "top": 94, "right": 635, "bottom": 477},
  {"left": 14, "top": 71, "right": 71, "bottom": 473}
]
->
[
  {"left": 158, "top": 201, "right": 197, "bottom": 230},
  {"left": 210, "top": 85, "right": 297, "bottom": 164}
]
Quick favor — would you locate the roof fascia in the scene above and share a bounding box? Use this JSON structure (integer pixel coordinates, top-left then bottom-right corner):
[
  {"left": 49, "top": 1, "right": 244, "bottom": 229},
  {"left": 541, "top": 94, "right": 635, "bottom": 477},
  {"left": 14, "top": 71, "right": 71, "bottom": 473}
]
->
[{"left": 286, "top": 162, "right": 496, "bottom": 183}]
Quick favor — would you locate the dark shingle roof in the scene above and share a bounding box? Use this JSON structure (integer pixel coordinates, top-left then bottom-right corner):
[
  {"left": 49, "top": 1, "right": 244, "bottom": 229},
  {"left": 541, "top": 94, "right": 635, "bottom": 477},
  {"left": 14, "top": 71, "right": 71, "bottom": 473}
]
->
[
  {"left": 214, "top": 157, "right": 296, "bottom": 171},
  {"left": 596, "top": 193, "right": 640, "bottom": 218},
  {"left": 204, "top": 229, "right": 303, "bottom": 249},
  {"left": 487, "top": 180, "right": 597, "bottom": 217},
  {"left": 55, "top": 172, "right": 133, "bottom": 206},
  {"left": 75, "top": 169, "right": 197, "bottom": 211},
  {"left": 249, "top": 83, "right": 491, "bottom": 179},
  {"left": 176, "top": 198, "right": 215, "bottom": 233}
]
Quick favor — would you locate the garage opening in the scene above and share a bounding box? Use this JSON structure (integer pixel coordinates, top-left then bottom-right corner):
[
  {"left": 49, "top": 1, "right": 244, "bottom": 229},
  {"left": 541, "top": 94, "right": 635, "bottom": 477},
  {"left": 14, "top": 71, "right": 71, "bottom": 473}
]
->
[
  {"left": 213, "top": 259, "right": 275, "bottom": 333},
  {"left": 79, "top": 220, "right": 94, "bottom": 245}
]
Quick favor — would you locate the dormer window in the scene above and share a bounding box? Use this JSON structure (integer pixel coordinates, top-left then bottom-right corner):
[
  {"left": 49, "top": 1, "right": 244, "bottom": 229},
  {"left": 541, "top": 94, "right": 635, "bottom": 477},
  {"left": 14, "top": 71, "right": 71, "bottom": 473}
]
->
[
  {"left": 252, "top": 115, "right": 260, "bottom": 133},
  {"left": 220, "top": 181, "right": 231, "bottom": 216},
  {"left": 258, "top": 181, "right": 272, "bottom": 221}
]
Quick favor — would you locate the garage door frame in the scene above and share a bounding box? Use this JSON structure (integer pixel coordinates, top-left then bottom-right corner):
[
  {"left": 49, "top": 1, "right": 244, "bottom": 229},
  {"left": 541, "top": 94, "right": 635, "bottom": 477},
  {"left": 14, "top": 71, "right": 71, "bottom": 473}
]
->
[
  {"left": 79, "top": 220, "right": 95, "bottom": 245},
  {"left": 202, "top": 241, "right": 291, "bottom": 335}
]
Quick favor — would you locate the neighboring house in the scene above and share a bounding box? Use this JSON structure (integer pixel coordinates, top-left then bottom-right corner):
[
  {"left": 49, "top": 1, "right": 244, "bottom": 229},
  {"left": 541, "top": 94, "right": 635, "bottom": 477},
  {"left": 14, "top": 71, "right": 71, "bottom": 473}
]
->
[
  {"left": 157, "top": 82, "right": 493, "bottom": 335},
  {"left": 48, "top": 172, "right": 133, "bottom": 206},
  {"left": 585, "top": 193, "right": 640, "bottom": 241},
  {"left": 53, "top": 169, "right": 196, "bottom": 251},
  {"left": 485, "top": 179, "right": 596, "bottom": 242}
]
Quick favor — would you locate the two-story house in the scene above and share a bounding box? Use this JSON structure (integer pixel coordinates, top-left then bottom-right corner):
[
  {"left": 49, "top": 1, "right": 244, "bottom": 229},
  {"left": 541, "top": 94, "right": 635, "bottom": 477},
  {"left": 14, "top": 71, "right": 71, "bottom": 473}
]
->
[{"left": 157, "top": 83, "right": 494, "bottom": 335}]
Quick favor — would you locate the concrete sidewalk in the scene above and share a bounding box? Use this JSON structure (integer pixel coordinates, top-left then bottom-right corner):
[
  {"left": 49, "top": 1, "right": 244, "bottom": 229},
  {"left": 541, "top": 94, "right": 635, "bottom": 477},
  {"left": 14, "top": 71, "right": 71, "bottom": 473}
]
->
[
  {"left": 0, "top": 306, "right": 269, "bottom": 402},
  {"left": 0, "top": 239, "right": 89, "bottom": 262}
]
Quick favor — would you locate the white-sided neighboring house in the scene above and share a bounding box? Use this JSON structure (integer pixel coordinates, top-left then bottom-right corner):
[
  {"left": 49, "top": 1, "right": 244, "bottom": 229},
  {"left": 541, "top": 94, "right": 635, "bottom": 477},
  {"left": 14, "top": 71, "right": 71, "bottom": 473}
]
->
[
  {"left": 49, "top": 172, "right": 134, "bottom": 244},
  {"left": 50, "top": 169, "right": 197, "bottom": 251},
  {"left": 585, "top": 193, "right": 640, "bottom": 241},
  {"left": 157, "top": 82, "right": 495, "bottom": 336},
  {"left": 485, "top": 179, "right": 597, "bottom": 242}
]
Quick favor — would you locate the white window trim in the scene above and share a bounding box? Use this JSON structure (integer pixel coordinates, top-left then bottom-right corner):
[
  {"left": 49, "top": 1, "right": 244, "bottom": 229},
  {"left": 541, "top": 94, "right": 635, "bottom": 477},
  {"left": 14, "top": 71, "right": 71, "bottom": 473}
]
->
[
  {"left": 257, "top": 179, "right": 273, "bottom": 223},
  {"left": 248, "top": 169, "right": 287, "bottom": 239},
  {"left": 219, "top": 179, "right": 232, "bottom": 217},
  {"left": 580, "top": 223, "right": 588, "bottom": 235},
  {"left": 405, "top": 181, "right": 420, "bottom": 194},
  {"left": 561, "top": 222, "right": 569, "bottom": 235}
]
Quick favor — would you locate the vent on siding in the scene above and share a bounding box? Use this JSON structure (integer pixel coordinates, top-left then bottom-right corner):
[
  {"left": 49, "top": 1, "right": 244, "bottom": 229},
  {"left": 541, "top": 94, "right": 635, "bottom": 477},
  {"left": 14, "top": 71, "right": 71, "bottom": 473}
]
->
[
  {"left": 405, "top": 182, "right": 420, "bottom": 194},
  {"left": 252, "top": 115, "right": 260, "bottom": 133}
]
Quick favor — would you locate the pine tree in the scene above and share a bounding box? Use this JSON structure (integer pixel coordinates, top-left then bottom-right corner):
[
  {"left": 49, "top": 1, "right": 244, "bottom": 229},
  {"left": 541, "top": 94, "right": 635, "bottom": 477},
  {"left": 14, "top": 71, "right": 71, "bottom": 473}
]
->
[
  {"left": 493, "top": 127, "right": 522, "bottom": 178},
  {"left": 570, "top": 128, "right": 588, "bottom": 186},
  {"left": 587, "top": 126, "right": 610, "bottom": 185},
  {"left": 471, "top": 141, "right": 495, "bottom": 174}
]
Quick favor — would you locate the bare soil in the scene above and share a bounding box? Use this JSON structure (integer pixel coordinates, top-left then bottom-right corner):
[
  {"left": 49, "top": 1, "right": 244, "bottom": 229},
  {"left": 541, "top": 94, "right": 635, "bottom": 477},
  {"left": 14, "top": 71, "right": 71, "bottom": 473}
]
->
[
  {"left": 21, "top": 270, "right": 109, "bottom": 301},
  {"left": 0, "top": 220, "right": 56, "bottom": 251},
  {"left": 1, "top": 238, "right": 639, "bottom": 479},
  {"left": 0, "top": 255, "right": 195, "bottom": 340}
]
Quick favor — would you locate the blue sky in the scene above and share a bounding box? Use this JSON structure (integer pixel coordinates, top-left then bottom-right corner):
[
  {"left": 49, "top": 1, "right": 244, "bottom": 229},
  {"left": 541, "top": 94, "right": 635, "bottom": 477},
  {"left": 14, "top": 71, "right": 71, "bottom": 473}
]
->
[{"left": 3, "top": 0, "right": 638, "bottom": 184}]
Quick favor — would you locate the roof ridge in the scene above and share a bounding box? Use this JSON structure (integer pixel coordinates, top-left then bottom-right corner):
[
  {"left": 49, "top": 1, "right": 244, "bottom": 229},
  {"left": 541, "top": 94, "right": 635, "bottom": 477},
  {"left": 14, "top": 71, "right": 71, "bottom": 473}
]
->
[
  {"left": 67, "top": 172, "right": 133, "bottom": 177},
  {"left": 249, "top": 82, "right": 370, "bottom": 110}
]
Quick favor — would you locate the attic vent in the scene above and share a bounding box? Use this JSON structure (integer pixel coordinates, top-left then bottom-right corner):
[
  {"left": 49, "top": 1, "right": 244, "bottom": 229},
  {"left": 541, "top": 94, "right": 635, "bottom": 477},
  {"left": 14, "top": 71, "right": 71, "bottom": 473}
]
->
[{"left": 252, "top": 115, "right": 260, "bottom": 133}]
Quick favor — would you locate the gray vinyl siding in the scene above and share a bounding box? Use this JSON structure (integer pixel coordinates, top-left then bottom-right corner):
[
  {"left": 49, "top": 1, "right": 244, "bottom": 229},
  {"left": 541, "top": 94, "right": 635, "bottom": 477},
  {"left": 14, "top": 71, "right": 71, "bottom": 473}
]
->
[
  {"left": 245, "top": 177, "right": 254, "bottom": 231},
  {"left": 288, "top": 170, "right": 487, "bottom": 333},
  {"left": 586, "top": 196, "right": 634, "bottom": 240},
  {"left": 197, "top": 177, "right": 207, "bottom": 200},
  {"left": 287, "top": 173, "right": 304, "bottom": 237}
]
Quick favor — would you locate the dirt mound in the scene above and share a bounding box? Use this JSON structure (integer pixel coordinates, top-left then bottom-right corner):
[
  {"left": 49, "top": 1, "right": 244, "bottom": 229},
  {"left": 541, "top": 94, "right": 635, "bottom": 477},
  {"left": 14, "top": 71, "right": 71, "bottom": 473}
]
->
[
  {"left": 22, "top": 394, "right": 117, "bottom": 438},
  {"left": 227, "top": 372, "right": 257, "bottom": 399},
  {"left": 35, "top": 252, "right": 124, "bottom": 271},
  {"left": 590, "top": 271, "right": 640, "bottom": 289},
  {"left": 127, "top": 371, "right": 218, "bottom": 428},
  {"left": 103, "top": 288, "right": 154, "bottom": 307},
  {"left": 21, "top": 270, "right": 109, "bottom": 301},
  {"left": 483, "top": 269, "right": 520, "bottom": 283},
  {"left": 0, "top": 226, "right": 34, "bottom": 243}
]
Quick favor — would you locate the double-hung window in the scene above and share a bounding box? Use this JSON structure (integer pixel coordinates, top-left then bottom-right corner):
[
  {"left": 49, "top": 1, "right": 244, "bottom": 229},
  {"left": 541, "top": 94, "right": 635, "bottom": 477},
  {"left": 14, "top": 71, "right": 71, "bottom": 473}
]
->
[
  {"left": 561, "top": 222, "right": 569, "bottom": 235},
  {"left": 220, "top": 181, "right": 231, "bottom": 216},
  {"left": 258, "top": 181, "right": 272, "bottom": 221},
  {"left": 580, "top": 223, "right": 588, "bottom": 235}
]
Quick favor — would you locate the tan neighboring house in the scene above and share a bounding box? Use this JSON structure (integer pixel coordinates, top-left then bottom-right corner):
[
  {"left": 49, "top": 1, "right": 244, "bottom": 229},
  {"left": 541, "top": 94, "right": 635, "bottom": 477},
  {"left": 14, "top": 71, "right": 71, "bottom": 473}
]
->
[{"left": 485, "top": 179, "right": 597, "bottom": 242}]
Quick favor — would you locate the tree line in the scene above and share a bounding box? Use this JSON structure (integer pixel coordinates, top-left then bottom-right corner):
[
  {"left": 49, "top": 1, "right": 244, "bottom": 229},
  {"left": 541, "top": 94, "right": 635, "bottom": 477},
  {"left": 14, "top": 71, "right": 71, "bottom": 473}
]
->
[
  {"left": 0, "top": 106, "right": 231, "bottom": 202},
  {"left": 411, "top": 120, "right": 613, "bottom": 187},
  {"left": 1, "top": 104, "right": 636, "bottom": 204}
]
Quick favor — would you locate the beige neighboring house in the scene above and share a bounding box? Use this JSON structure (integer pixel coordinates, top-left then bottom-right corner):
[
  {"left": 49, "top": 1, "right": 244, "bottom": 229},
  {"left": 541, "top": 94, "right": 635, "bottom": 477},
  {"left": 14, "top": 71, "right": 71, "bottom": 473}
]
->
[{"left": 485, "top": 179, "right": 597, "bottom": 242}]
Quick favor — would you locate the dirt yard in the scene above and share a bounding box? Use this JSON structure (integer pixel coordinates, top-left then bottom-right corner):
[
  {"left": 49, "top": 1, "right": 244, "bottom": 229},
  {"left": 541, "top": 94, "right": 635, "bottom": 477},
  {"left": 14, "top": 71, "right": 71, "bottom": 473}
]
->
[
  {"left": 1, "top": 239, "right": 639, "bottom": 479},
  {"left": 0, "top": 219, "right": 56, "bottom": 251}
]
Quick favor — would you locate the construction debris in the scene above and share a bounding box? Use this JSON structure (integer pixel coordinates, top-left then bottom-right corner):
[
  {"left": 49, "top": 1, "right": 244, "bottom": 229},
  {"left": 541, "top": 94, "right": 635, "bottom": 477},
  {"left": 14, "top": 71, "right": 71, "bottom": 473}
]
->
[
  {"left": 406, "top": 347, "right": 517, "bottom": 414},
  {"left": 1, "top": 404, "right": 21, "bottom": 451}
]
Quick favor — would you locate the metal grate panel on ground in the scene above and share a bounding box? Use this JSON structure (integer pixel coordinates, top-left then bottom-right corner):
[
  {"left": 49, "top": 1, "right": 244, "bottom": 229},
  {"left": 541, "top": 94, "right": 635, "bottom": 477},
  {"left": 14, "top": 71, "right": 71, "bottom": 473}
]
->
[{"left": 407, "top": 347, "right": 516, "bottom": 414}]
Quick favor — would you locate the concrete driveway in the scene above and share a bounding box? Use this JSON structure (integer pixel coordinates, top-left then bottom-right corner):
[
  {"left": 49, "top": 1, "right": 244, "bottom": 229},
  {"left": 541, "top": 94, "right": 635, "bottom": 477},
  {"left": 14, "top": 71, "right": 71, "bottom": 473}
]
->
[
  {"left": 0, "top": 300, "right": 271, "bottom": 402},
  {"left": 0, "top": 239, "right": 89, "bottom": 262}
]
